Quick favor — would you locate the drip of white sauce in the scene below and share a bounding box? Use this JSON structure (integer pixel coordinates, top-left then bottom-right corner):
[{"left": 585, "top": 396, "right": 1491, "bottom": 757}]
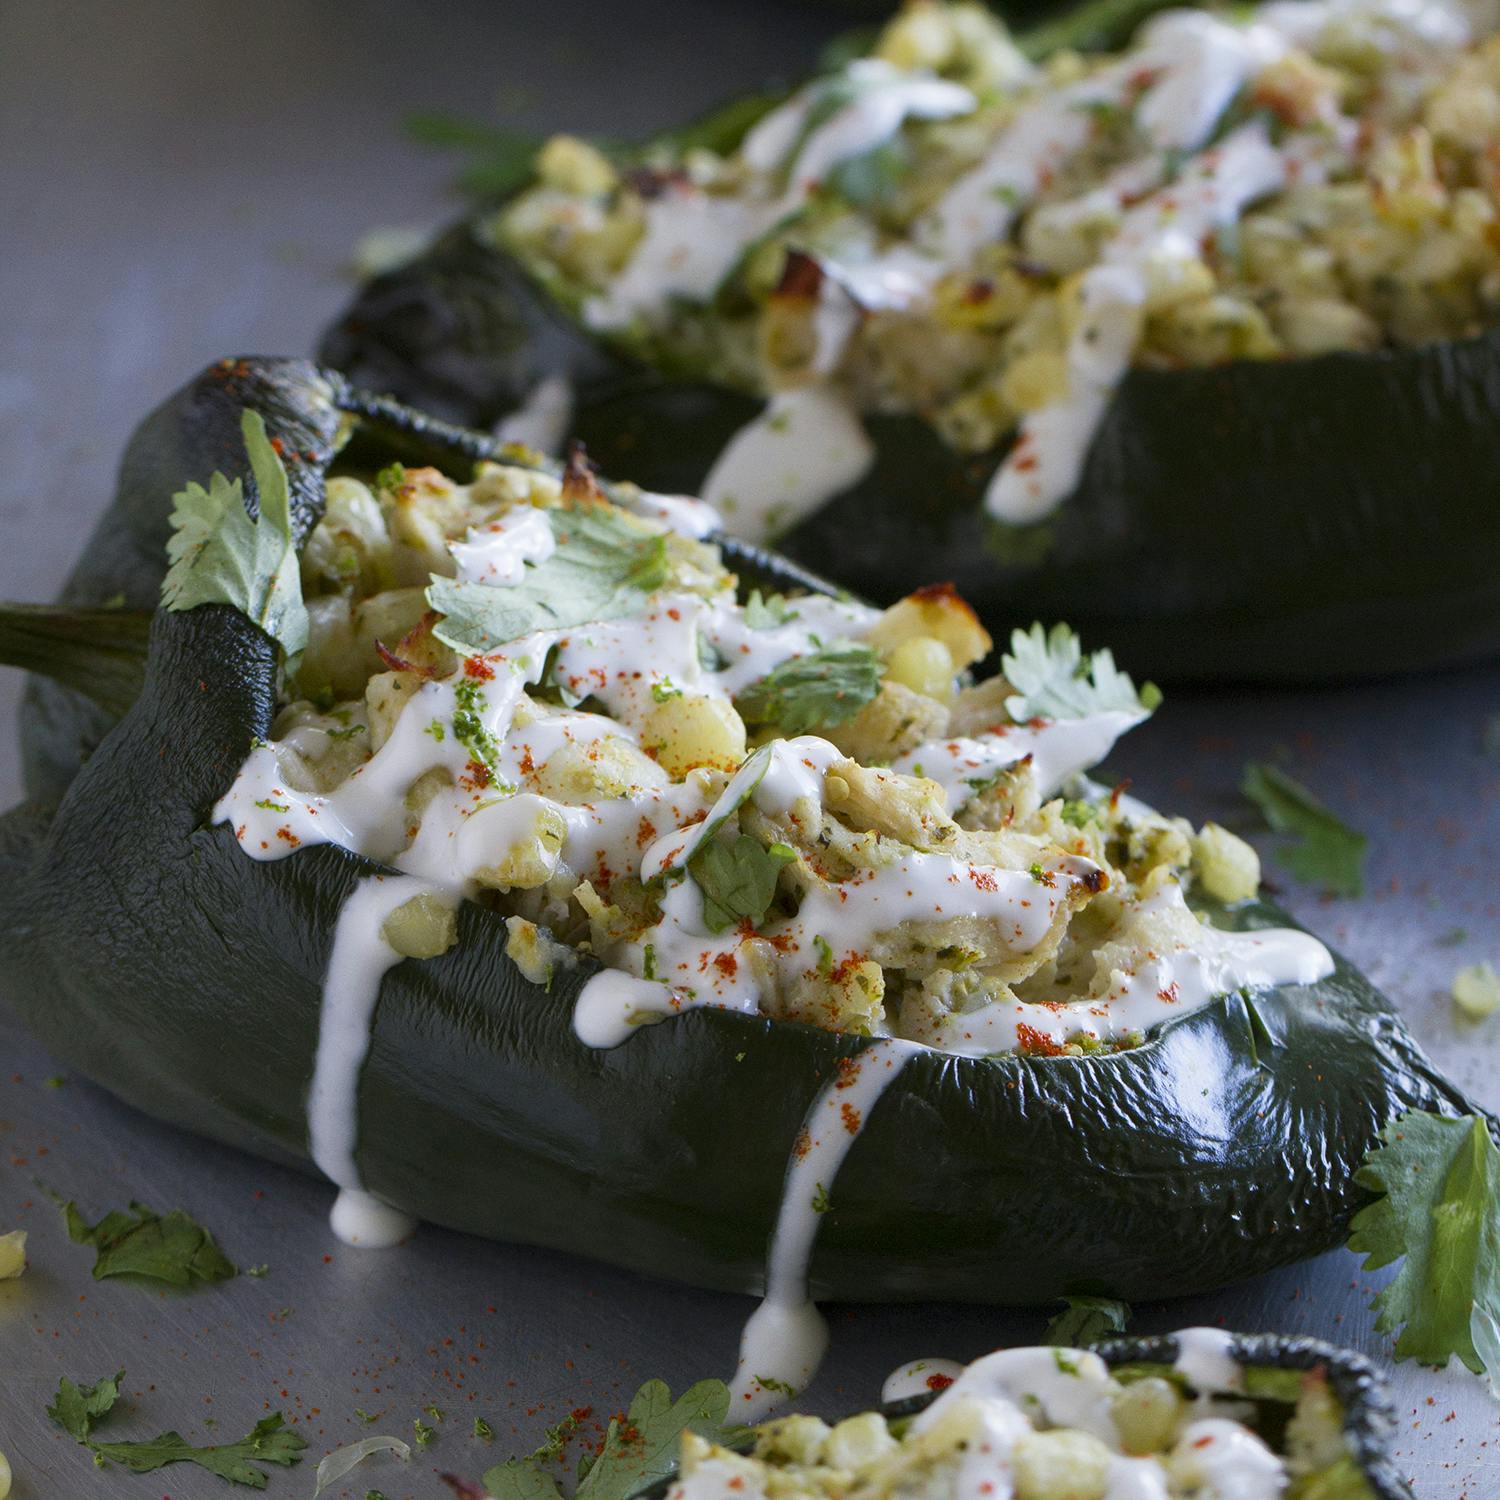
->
[
  {"left": 986, "top": 121, "right": 1288, "bottom": 522},
  {"left": 493, "top": 374, "right": 574, "bottom": 455},
  {"left": 700, "top": 387, "right": 876, "bottom": 542},
  {"left": 729, "top": 1038, "right": 921, "bottom": 1417},
  {"left": 1173, "top": 1326, "right": 1246, "bottom": 1394},
  {"left": 881, "top": 1357, "right": 967, "bottom": 1402},
  {"left": 308, "top": 872, "right": 442, "bottom": 1247}
]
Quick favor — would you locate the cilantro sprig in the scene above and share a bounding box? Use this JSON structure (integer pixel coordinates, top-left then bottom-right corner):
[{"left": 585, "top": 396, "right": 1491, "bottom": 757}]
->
[
  {"left": 48, "top": 1370, "right": 307, "bottom": 1488},
  {"left": 162, "top": 409, "right": 309, "bottom": 662},
  {"left": 734, "top": 643, "right": 882, "bottom": 736},
  {"left": 428, "top": 505, "right": 669, "bottom": 655},
  {"left": 1043, "top": 1295, "right": 1131, "bottom": 1346},
  {"left": 1350, "top": 1110, "right": 1500, "bottom": 1379},
  {"left": 481, "top": 1380, "right": 736, "bottom": 1500},
  {"left": 1000, "top": 623, "right": 1160, "bottom": 722},
  {"left": 1241, "top": 762, "right": 1367, "bottom": 898}
]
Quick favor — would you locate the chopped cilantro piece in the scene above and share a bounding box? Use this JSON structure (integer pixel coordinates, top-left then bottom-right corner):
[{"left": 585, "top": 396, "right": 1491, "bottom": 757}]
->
[
  {"left": 1043, "top": 1295, "right": 1131, "bottom": 1347},
  {"left": 48, "top": 1371, "right": 306, "bottom": 1487},
  {"left": 813, "top": 934, "right": 834, "bottom": 978},
  {"left": 1241, "top": 762, "right": 1367, "bottom": 898},
  {"left": 734, "top": 644, "right": 882, "bottom": 736},
  {"left": 689, "top": 835, "right": 796, "bottom": 935},
  {"left": 474, "top": 1417, "right": 494, "bottom": 1441},
  {"left": 743, "top": 590, "right": 798, "bottom": 629},
  {"left": 811, "top": 1182, "right": 832, "bottom": 1214},
  {"left": 54, "top": 1195, "right": 235, "bottom": 1286},
  {"left": 650, "top": 678, "right": 683, "bottom": 703}
]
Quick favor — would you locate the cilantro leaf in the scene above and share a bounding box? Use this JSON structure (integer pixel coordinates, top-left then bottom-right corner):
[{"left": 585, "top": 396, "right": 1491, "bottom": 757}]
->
[
  {"left": 405, "top": 114, "right": 541, "bottom": 200},
  {"left": 482, "top": 1379, "right": 733, "bottom": 1500},
  {"left": 1349, "top": 1111, "right": 1500, "bottom": 1374},
  {"left": 429, "top": 505, "right": 670, "bottom": 654},
  {"left": 484, "top": 1458, "right": 567, "bottom": 1500},
  {"left": 48, "top": 1374, "right": 307, "bottom": 1489},
  {"left": 47, "top": 1370, "right": 124, "bottom": 1440},
  {"left": 734, "top": 644, "right": 882, "bottom": 736},
  {"left": 690, "top": 835, "right": 796, "bottom": 934},
  {"left": 743, "top": 590, "right": 798, "bottom": 629},
  {"left": 162, "top": 409, "right": 309, "bottom": 661},
  {"left": 1241, "top": 762, "right": 1367, "bottom": 898},
  {"left": 59, "top": 1198, "right": 236, "bottom": 1286},
  {"left": 1000, "top": 623, "right": 1160, "bottom": 722},
  {"left": 90, "top": 1415, "right": 307, "bottom": 1487},
  {"left": 1043, "top": 1295, "right": 1131, "bottom": 1346}
]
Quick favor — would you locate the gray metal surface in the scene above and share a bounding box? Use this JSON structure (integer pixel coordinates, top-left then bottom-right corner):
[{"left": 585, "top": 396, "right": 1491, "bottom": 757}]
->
[{"left": 1, "top": 2, "right": 1497, "bottom": 1496}]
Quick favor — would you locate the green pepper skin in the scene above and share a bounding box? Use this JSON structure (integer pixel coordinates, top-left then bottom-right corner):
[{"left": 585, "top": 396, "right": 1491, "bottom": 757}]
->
[
  {"left": 0, "top": 357, "right": 1484, "bottom": 1305},
  {"left": 319, "top": 219, "right": 1500, "bottom": 686}
]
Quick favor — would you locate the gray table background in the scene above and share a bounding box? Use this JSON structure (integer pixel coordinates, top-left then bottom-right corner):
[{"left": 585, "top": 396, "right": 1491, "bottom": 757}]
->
[{"left": 1, "top": 2, "right": 1497, "bottom": 1496}]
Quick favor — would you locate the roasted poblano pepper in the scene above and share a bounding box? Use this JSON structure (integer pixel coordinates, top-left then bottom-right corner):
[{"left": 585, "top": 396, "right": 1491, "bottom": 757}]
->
[
  {"left": 697, "top": 1333, "right": 1406, "bottom": 1500},
  {"left": 0, "top": 357, "right": 1485, "bottom": 1307},
  {"left": 321, "top": 0, "right": 1500, "bottom": 685}
]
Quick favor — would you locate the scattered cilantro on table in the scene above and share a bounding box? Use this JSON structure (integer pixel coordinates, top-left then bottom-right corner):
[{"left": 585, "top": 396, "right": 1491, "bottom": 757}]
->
[
  {"left": 162, "top": 409, "right": 309, "bottom": 662},
  {"left": 1240, "top": 762, "right": 1367, "bottom": 897},
  {"left": 734, "top": 644, "right": 882, "bottom": 736},
  {"left": 48, "top": 1370, "right": 306, "bottom": 1488},
  {"left": 1000, "top": 622, "right": 1160, "bottom": 722},
  {"left": 50, "top": 1192, "right": 236, "bottom": 1286},
  {"left": 480, "top": 1379, "right": 736, "bottom": 1500},
  {"left": 1043, "top": 1295, "right": 1132, "bottom": 1346},
  {"left": 1350, "top": 1110, "right": 1500, "bottom": 1381}
]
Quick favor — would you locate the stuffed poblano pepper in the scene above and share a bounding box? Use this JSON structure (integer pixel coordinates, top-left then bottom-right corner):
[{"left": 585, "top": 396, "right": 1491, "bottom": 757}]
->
[
  {"left": 0, "top": 357, "right": 1488, "bottom": 1411},
  {"left": 323, "top": 0, "right": 1500, "bottom": 683},
  {"left": 633, "top": 1330, "right": 1407, "bottom": 1500}
]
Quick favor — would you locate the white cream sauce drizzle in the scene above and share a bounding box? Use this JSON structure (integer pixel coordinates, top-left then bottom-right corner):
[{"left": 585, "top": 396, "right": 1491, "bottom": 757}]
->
[
  {"left": 493, "top": 374, "right": 575, "bottom": 455},
  {"left": 449, "top": 506, "right": 556, "bottom": 585},
  {"left": 308, "top": 873, "right": 437, "bottom": 1248},
  {"left": 985, "top": 119, "right": 1289, "bottom": 522},
  {"left": 893, "top": 709, "right": 1146, "bottom": 808},
  {"left": 729, "top": 1037, "right": 921, "bottom": 1418},
  {"left": 902, "top": 881, "right": 1332, "bottom": 1056},
  {"left": 1173, "top": 1326, "right": 1247, "bottom": 1393},
  {"left": 700, "top": 386, "right": 876, "bottom": 542},
  {"left": 881, "top": 1357, "right": 967, "bottom": 1402}
]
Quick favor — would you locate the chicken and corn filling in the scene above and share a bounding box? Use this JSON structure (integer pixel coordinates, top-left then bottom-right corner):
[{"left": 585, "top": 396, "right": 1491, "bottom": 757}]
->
[
  {"left": 497, "top": 0, "right": 1500, "bottom": 528},
  {"left": 673, "top": 1343, "right": 1372, "bottom": 1500},
  {"left": 222, "top": 452, "right": 1331, "bottom": 1057}
]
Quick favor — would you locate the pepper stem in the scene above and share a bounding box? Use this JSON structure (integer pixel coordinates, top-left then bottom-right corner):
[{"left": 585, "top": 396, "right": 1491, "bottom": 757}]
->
[{"left": 0, "top": 602, "right": 153, "bottom": 718}]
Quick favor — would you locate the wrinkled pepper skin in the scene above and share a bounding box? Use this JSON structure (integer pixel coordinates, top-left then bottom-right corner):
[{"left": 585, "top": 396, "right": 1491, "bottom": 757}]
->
[
  {"left": 0, "top": 357, "right": 1482, "bottom": 1304},
  {"left": 320, "top": 218, "right": 1500, "bottom": 687}
]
